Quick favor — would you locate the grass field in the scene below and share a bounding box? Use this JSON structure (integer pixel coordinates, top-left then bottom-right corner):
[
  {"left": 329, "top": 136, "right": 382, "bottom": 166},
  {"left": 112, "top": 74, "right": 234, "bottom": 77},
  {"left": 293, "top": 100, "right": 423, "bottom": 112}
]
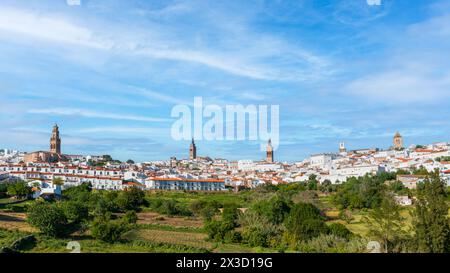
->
[
  {"left": 145, "top": 190, "right": 250, "bottom": 207},
  {"left": 124, "top": 229, "right": 213, "bottom": 249},
  {"left": 0, "top": 198, "right": 33, "bottom": 213},
  {"left": 0, "top": 198, "right": 12, "bottom": 204},
  {"left": 136, "top": 212, "right": 203, "bottom": 228},
  {"left": 2, "top": 189, "right": 448, "bottom": 253}
]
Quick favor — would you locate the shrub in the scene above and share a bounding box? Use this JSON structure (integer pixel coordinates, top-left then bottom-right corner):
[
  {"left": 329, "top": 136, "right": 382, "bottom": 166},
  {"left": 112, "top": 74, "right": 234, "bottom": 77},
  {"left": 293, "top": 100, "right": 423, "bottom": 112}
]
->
[
  {"left": 339, "top": 210, "right": 354, "bottom": 224},
  {"left": 328, "top": 223, "right": 353, "bottom": 240},
  {"left": 90, "top": 218, "right": 129, "bottom": 243},
  {"left": 150, "top": 198, "right": 192, "bottom": 216},
  {"left": 238, "top": 210, "right": 283, "bottom": 248},
  {"left": 223, "top": 230, "right": 242, "bottom": 244},
  {"left": 297, "top": 234, "right": 368, "bottom": 253},
  {"left": 189, "top": 200, "right": 220, "bottom": 220},
  {"left": 123, "top": 211, "right": 138, "bottom": 224},
  {"left": 204, "top": 220, "right": 234, "bottom": 242}
]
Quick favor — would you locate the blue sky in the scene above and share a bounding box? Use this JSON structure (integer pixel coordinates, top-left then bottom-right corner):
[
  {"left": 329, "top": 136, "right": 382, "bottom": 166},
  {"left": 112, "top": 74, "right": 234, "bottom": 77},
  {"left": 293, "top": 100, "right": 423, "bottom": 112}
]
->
[{"left": 1, "top": 0, "right": 450, "bottom": 162}]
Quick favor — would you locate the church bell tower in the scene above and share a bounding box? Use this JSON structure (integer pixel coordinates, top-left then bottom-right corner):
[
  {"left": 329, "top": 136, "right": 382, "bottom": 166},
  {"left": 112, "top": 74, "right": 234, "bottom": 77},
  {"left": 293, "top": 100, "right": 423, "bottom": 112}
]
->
[
  {"left": 266, "top": 139, "right": 274, "bottom": 163},
  {"left": 189, "top": 138, "right": 197, "bottom": 160},
  {"left": 50, "top": 124, "right": 61, "bottom": 155}
]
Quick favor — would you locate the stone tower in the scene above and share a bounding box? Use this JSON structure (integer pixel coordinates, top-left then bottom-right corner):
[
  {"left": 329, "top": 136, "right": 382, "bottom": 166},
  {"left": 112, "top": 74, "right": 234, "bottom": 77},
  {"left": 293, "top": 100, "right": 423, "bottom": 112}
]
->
[
  {"left": 50, "top": 124, "right": 61, "bottom": 154},
  {"left": 393, "top": 132, "right": 403, "bottom": 150},
  {"left": 266, "top": 139, "right": 274, "bottom": 163},
  {"left": 339, "top": 142, "right": 346, "bottom": 153},
  {"left": 189, "top": 138, "right": 197, "bottom": 160}
]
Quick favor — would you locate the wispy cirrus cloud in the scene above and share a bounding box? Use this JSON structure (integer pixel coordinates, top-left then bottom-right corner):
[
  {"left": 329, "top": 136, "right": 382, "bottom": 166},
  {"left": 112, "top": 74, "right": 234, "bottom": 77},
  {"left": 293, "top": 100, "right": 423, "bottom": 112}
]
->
[
  {"left": 0, "top": 5, "right": 331, "bottom": 82},
  {"left": 27, "top": 108, "right": 171, "bottom": 122},
  {"left": 75, "top": 126, "right": 169, "bottom": 137}
]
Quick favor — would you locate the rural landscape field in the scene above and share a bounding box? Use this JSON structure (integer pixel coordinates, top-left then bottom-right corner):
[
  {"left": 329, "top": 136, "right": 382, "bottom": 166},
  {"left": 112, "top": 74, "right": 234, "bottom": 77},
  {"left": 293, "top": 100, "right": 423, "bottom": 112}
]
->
[{"left": 1, "top": 170, "right": 449, "bottom": 253}]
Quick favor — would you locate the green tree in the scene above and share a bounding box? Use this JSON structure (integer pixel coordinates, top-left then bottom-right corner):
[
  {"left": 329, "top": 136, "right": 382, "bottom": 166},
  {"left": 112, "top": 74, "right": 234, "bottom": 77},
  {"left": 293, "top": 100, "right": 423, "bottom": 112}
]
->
[
  {"left": 307, "top": 175, "right": 319, "bottom": 191},
  {"left": 59, "top": 201, "right": 89, "bottom": 224},
  {"left": 364, "top": 193, "right": 405, "bottom": 253},
  {"left": 7, "top": 182, "right": 32, "bottom": 199},
  {"left": 204, "top": 203, "right": 240, "bottom": 242},
  {"left": 102, "top": 155, "right": 113, "bottom": 162},
  {"left": 116, "top": 187, "right": 145, "bottom": 211},
  {"left": 27, "top": 201, "right": 68, "bottom": 237},
  {"left": 90, "top": 217, "right": 129, "bottom": 243},
  {"left": 412, "top": 166, "right": 429, "bottom": 176},
  {"left": 52, "top": 177, "right": 64, "bottom": 186},
  {"left": 63, "top": 183, "right": 92, "bottom": 203},
  {"left": 332, "top": 174, "right": 386, "bottom": 209},
  {"left": 250, "top": 196, "right": 291, "bottom": 225},
  {"left": 221, "top": 204, "right": 240, "bottom": 227},
  {"left": 320, "top": 180, "right": 335, "bottom": 193},
  {"left": 413, "top": 171, "right": 450, "bottom": 253},
  {"left": 388, "top": 181, "right": 407, "bottom": 194},
  {"left": 284, "top": 202, "right": 328, "bottom": 243}
]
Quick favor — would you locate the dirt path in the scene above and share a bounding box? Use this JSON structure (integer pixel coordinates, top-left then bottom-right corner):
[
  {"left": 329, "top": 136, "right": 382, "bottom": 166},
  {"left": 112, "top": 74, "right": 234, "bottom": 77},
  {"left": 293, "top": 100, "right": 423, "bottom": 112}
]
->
[{"left": 0, "top": 212, "right": 36, "bottom": 232}]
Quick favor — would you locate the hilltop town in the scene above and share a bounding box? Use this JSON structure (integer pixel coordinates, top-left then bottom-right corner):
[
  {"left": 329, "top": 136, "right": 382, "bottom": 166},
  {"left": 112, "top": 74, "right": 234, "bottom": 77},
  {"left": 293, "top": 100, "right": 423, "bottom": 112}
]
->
[{"left": 1, "top": 124, "right": 449, "bottom": 197}]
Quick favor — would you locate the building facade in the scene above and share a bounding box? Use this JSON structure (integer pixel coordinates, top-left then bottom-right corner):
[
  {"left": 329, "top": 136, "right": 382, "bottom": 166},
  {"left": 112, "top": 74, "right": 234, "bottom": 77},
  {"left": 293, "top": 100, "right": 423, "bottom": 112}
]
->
[{"left": 145, "top": 177, "right": 225, "bottom": 191}]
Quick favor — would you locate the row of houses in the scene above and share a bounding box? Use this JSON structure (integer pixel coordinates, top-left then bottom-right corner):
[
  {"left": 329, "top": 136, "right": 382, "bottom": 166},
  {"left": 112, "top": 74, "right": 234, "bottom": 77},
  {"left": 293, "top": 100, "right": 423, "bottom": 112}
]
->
[{"left": 0, "top": 164, "right": 226, "bottom": 192}]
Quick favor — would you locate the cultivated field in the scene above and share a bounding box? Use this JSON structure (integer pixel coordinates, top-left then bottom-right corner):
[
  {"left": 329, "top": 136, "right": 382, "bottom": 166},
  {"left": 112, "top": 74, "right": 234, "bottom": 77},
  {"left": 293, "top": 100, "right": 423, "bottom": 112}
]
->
[{"left": 136, "top": 212, "right": 203, "bottom": 228}]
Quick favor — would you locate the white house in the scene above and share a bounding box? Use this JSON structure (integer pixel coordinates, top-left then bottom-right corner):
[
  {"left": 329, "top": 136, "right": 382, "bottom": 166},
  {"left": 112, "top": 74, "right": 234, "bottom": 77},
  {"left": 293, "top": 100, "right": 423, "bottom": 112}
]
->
[
  {"left": 394, "top": 195, "right": 413, "bottom": 206},
  {"left": 330, "top": 164, "right": 385, "bottom": 179},
  {"left": 28, "top": 180, "right": 62, "bottom": 199},
  {"left": 309, "top": 154, "right": 334, "bottom": 170}
]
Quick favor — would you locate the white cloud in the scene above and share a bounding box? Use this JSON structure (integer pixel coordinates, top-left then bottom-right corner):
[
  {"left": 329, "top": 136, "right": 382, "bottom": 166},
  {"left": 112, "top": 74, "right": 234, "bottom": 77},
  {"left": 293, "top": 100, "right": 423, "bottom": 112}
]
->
[
  {"left": 0, "top": 7, "right": 111, "bottom": 49},
  {"left": 346, "top": 70, "right": 450, "bottom": 103},
  {"left": 127, "top": 86, "right": 191, "bottom": 105},
  {"left": 75, "top": 126, "right": 169, "bottom": 137},
  {"left": 27, "top": 108, "right": 171, "bottom": 122},
  {"left": 0, "top": 6, "right": 331, "bottom": 82},
  {"left": 344, "top": 12, "right": 450, "bottom": 104}
]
